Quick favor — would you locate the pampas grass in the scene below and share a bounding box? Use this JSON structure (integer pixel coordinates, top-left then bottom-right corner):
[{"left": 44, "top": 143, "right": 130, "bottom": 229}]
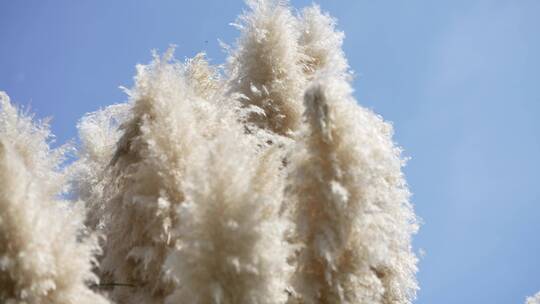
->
[
  {"left": 0, "top": 1, "right": 419, "bottom": 303},
  {"left": 0, "top": 93, "right": 110, "bottom": 304}
]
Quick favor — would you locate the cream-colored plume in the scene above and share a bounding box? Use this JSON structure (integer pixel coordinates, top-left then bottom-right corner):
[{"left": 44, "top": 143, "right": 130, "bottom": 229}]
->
[
  {"left": 164, "top": 130, "right": 292, "bottom": 304},
  {"left": 226, "top": 0, "right": 306, "bottom": 137},
  {"left": 286, "top": 78, "right": 418, "bottom": 304},
  {"left": 94, "top": 50, "right": 223, "bottom": 303},
  {"left": 0, "top": 92, "right": 110, "bottom": 304},
  {"left": 71, "top": 102, "right": 131, "bottom": 232},
  {"left": 298, "top": 5, "right": 348, "bottom": 78}
]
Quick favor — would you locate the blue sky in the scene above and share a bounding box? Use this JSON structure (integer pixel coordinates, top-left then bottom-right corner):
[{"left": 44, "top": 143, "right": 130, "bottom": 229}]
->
[{"left": 1, "top": 1, "right": 539, "bottom": 302}]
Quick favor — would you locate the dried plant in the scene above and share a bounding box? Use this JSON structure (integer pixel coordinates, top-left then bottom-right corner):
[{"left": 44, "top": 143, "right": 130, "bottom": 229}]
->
[{"left": 1, "top": 1, "right": 420, "bottom": 303}]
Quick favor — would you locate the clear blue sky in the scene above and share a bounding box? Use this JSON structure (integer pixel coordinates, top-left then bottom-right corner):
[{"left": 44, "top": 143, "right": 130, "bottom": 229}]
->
[{"left": 1, "top": 1, "right": 539, "bottom": 302}]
